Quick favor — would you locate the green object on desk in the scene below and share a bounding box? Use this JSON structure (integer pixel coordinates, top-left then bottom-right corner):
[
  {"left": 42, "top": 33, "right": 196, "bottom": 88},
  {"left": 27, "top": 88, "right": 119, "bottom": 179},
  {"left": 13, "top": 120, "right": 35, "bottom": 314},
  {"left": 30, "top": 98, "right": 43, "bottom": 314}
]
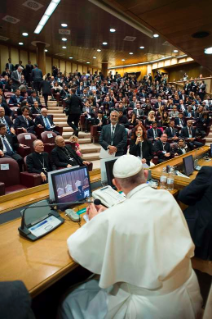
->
[{"left": 77, "top": 208, "right": 87, "bottom": 215}]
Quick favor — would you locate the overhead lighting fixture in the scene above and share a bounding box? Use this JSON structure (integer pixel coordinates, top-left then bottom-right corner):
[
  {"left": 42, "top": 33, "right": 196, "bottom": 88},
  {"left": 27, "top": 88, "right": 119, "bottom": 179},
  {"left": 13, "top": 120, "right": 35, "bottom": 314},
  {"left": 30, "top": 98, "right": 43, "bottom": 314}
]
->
[
  {"left": 97, "top": 49, "right": 101, "bottom": 52},
  {"left": 19, "top": 42, "right": 24, "bottom": 45},
  {"left": 153, "top": 34, "right": 159, "bottom": 38},
  {"left": 62, "top": 37, "right": 67, "bottom": 41},
  {"left": 34, "top": 0, "right": 61, "bottom": 34},
  {"left": 102, "top": 42, "right": 108, "bottom": 45},
  {"left": 122, "top": 59, "right": 125, "bottom": 61},
  {"left": 62, "top": 46, "right": 66, "bottom": 49},
  {"left": 173, "top": 49, "right": 178, "bottom": 53},
  {"left": 69, "top": 56, "right": 73, "bottom": 59},
  {"left": 93, "top": 56, "right": 96, "bottom": 59},
  {"left": 61, "top": 23, "right": 67, "bottom": 27},
  {"left": 204, "top": 47, "right": 212, "bottom": 54},
  {"left": 110, "top": 28, "right": 116, "bottom": 32},
  {"left": 139, "top": 46, "right": 144, "bottom": 49},
  {"left": 129, "top": 52, "right": 133, "bottom": 55},
  {"left": 87, "top": 62, "right": 90, "bottom": 64},
  {"left": 45, "top": 49, "right": 48, "bottom": 52},
  {"left": 22, "top": 32, "right": 28, "bottom": 36}
]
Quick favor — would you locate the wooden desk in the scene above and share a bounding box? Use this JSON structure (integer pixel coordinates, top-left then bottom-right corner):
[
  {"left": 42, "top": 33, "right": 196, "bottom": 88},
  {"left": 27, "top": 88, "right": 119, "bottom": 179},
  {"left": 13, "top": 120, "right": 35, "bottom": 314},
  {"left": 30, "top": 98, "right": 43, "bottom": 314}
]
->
[{"left": 150, "top": 146, "right": 210, "bottom": 190}]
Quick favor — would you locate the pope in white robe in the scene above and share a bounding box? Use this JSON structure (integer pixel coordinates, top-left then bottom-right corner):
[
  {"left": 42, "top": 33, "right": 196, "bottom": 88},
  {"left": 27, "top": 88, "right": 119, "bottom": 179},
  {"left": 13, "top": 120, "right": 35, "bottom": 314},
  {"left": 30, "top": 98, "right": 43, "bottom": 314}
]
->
[{"left": 59, "top": 155, "right": 202, "bottom": 319}]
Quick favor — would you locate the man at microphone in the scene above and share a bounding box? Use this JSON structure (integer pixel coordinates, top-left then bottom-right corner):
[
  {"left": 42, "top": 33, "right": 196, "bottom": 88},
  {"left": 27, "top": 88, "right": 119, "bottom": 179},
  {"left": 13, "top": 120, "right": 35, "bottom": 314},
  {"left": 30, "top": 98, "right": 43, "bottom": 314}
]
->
[{"left": 60, "top": 155, "right": 202, "bottom": 319}]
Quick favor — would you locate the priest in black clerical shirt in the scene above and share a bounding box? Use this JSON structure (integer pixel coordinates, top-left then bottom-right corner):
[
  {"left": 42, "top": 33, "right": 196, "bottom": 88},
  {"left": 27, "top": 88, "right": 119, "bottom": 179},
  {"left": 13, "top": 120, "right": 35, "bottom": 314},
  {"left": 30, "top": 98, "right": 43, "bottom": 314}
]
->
[
  {"left": 26, "top": 139, "right": 55, "bottom": 183},
  {"left": 51, "top": 135, "right": 89, "bottom": 169}
]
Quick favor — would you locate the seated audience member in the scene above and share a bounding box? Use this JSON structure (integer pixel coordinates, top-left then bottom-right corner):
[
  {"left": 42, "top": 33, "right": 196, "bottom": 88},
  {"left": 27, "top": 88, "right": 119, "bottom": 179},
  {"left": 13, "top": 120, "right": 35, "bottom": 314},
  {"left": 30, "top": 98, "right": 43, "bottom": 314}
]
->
[
  {"left": 146, "top": 110, "right": 156, "bottom": 126},
  {"left": 27, "top": 90, "right": 42, "bottom": 108},
  {"left": 143, "top": 104, "right": 152, "bottom": 116},
  {"left": 30, "top": 101, "right": 42, "bottom": 115},
  {"left": 17, "top": 100, "right": 29, "bottom": 116},
  {"left": 184, "top": 106, "right": 195, "bottom": 118},
  {"left": 60, "top": 155, "right": 202, "bottom": 319},
  {"left": 0, "top": 95, "right": 12, "bottom": 117},
  {"left": 161, "top": 112, "right": 170, "bottom": 127},
  {"left": 195, "top": 105, "right": 204, "bottom": 118},
  {"left": 14, "top": 106, "right": 35, "bottom": 134},
  {"left": 35, "top": 108, "right": 60, "bottom": 135},
  {"left": 169, "top": 105, "right": 179, "bottom": 118},
  {"left": 118, "top": 109, "right": 129, "bottom": 129},
  {"left": 154, "top": 133, "right": 172, "bottom": 163},
  {"left": 178, "top": 166, "right": 212, "bottom": 260},
  {"left": 195, "top": 112, "right": 209, "bottom": 138},
  {"left": 180, "top": 120, "right": 203, "bottom": 150},
  {"left": 69, "top": 135, "right": 81, "bottom": 157},
  {"left": 178, "top": 99, "right": 186, "bottom": 112},
  {"left": 0, "top": 107, "right": 15, "bottom": 134},
  {"left": 95, "top": 110, "right": 107, "bottom": 131},
  {"left": 51, "top": 136, "right": 89, "bottom": 169},
  {"left": 82, "top": 100, "right": 96, "bottom": 132},
  {"left": 133, "top": 103, "right": 144, "bottom": 119},
  {"left": 9, "top": 89, "right": 24, "bottom": 106},
  {"left": 165, "top": 120, "right": 179, "bottom": 141},
  {"left": 174, "top": 138, "right": 188, "bottom": 155},
  {"left": 0, "top": 123, "right": 24, "bottom": 170},
  {"left": 147, "top": 121, "right": 162, "bottom": 141},
  {"left": 154, "top": 96, "right": 164, "bottom": 109},
  {"left": 128, "top": 112, "right": 138, "bottom": 128},
  {"left": 175, "top": 113, "right": 186, "bottom": 128},
  {"left": 26, "top": 140, "right": 55, "bottom": 183},
  {"left": 129, "top": 123, "right": 153, "bottom": 166},
  {"left": 5, "top": 79, "right": 13, "bottom": 91}
]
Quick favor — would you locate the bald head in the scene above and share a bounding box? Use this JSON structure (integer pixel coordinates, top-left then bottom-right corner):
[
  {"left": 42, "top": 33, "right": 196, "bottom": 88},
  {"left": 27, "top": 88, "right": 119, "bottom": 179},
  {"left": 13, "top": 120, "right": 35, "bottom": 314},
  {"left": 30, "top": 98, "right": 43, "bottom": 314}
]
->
[
  {"left": 41, "top": 108, "right": 48, "bottom": 116},
  {"left": 33, "top": 139, "right": 44, "bottom": 153},
  {"left": 55, "top": 135, "right": 65, "bottom": 147}
]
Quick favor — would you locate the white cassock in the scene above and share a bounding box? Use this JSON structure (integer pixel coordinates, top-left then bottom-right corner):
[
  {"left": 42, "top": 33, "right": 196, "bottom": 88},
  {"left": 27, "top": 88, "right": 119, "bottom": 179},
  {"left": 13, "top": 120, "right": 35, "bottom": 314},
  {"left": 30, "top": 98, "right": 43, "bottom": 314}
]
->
[{"left": 59, "top": 184, "right": 202, "bottom": 319}]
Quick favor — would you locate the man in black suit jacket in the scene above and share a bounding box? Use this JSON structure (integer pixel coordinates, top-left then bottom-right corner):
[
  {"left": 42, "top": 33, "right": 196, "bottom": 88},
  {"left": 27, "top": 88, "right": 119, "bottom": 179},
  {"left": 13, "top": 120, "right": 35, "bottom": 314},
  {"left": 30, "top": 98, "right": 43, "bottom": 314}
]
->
[
  {"left": 51, "top": 136, "right": 89, "bottom": 168},
  {"left": 9, "top": 89, "right": 24, "bottom": 106},
  {"left": 5, "top": 58, "right": 14, "bottom": 72},
  {"left": 14, "top": 106, "right": 35, "bottom": 134},
  {"left": 178, "top": 167, "right": 212, "bottom": 260},
  {"left": 26, "top": 140, "right": 55, "bottom": 183},
  {"left": 27, "top": 90, "right": 42, "bottom": 107},
  {"left": 154, "top": 133, "right": 172, "bottom": 163},
  {"left": 0, "top": 123, "right": 24, "bottom": 170},
  {"left": 25, "top": 61, "right": 33, "bottom": 86},
  {"left": 30, "top": 101, "right": 42, "bottom": 115},
  {"left": 31, "top": 64, "right": 43, "bottom": 95},
  {"left": 35, "top": 108, "right": 60, "bottom": 135},
  {"left": 147, "top": 122, "right": 162, "bottom": 141},
  {"left": 165, "top": 120, "right": 179, "bottom": 141},
  {"left": 180, "top": 120, "right": 203, "bottom": 149},
  {"left": 99, "top": 110, "right": 127, "bottom": 157},
  {"left": 66, "top": 88, "right": 83, "bottom": 136},
  {"left": 0, "top": 107, "right": 15, "bottom": 134},
  {"left": 0, "top": 96, "right": 12, "bottom": 117},
  {"left": 175, "top": 113, "right": 186, "bottom": 128}
]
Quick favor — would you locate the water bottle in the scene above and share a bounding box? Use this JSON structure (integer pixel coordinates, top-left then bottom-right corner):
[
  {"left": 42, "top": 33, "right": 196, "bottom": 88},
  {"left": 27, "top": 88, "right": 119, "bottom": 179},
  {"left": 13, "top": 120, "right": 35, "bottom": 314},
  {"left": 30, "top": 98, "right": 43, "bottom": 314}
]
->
[
  {"left": 167, "top": 167, "right": 174, "bottom": 191},
  {"left": 160, "top": 167, "right": 167, "bottom": 189}
]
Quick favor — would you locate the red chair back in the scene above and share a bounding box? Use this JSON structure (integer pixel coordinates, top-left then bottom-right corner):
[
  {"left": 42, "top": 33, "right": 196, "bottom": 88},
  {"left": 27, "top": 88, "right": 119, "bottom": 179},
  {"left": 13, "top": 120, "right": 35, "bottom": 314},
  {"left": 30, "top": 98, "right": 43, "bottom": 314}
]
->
[
  {"left": 41, "top": 131, "right": 57, "bottom": 144},
  {"left": 17, "top": 133, "right": 37, "bottom": 152},
  {"left": 0, "top": 158, "right": 20, "bottom": 186}
]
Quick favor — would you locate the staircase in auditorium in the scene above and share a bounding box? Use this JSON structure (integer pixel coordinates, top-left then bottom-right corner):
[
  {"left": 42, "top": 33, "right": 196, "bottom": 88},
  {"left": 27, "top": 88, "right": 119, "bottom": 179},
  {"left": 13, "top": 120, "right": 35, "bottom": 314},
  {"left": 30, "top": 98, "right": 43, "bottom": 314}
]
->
[{"left": 40, "top": 97, "right": 101, "bottom": 170}]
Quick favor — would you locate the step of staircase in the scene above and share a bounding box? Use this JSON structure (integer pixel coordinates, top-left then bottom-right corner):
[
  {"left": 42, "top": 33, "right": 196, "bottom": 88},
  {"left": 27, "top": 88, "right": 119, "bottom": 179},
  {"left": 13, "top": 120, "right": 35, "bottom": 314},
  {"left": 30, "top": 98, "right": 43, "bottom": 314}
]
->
[
  {"left": 205, "top": 137, "right": 212, "bottom": 142},
  {"left": 80, "top": 144, "right": 101, "bottom": 154},
  {"left": 82, "top": 152, "right": 100, "bottom": 161},
  {"left": 54, "top": 121, "right": 69, "bottom": 127}
]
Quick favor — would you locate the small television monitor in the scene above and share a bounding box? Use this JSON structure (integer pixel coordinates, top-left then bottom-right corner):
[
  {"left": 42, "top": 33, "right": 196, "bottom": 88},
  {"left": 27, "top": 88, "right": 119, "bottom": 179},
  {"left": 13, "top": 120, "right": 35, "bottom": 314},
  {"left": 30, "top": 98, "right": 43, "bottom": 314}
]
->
[
  {"left": 183, "top": 155, "right": 194, "bottom": 176},
  {"left": 48, "top": 166, "right": 91, "bottom": 207},
  {"left": 105, "top": 158, "right": 117, "bottom": 188}
]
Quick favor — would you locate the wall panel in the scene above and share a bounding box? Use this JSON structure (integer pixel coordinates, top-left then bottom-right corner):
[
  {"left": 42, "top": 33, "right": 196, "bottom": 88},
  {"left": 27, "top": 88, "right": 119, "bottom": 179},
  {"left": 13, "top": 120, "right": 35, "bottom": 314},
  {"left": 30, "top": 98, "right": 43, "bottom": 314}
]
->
[
  {"left": 20, "top": 50, "right": 28, "bottom": 66},
  {"left": 77, "top": 64, "right": 82, "bottom": 74},
  {"left": 46, "top": 56, "right": 52, "bottom": 75},
  {"left": 72, "top": 63, "right": 77, "bottom": 73},
  {"left": 30, "top": 52, "right": 36, "bottom": 65},
  {"left": 60, "top": 60, "right": 65, "bottom": 74},
  {"left": 66, "top": 61, "right": 71, "bottom": 74},
  {"left": 167, "top": 62, "right": 211, "bottom": 82},
  {"left": 0, "top": 45, "right": 9, "bottom": 72},
  {"left": 53, "top": 58, "right": 59, "bottom": 68},
  {"left": 82, "top": 65, "right": 87, "bottom": 74},
  {"left": 11, "top": 48, "right": 19, "bottom": 65}
]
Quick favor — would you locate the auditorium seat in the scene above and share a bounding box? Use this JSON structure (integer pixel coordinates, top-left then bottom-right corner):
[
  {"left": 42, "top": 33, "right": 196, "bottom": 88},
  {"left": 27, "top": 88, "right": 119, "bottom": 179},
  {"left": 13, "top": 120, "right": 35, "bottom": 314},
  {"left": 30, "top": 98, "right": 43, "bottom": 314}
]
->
[
  {"left": 17, "top": 133, "right": 37, "bottom": 157},
  {"left": 0, "top": 158, "right": 41, "bottom": 195},
  {"left": 41, "top": 130, "right": 57, "bottom": 153}
]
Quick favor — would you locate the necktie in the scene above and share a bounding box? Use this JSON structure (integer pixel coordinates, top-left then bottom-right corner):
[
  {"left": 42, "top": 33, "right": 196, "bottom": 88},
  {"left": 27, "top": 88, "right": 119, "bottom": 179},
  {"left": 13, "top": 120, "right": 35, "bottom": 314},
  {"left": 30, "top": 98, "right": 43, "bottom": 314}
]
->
[
  {"left": 2, "top": 136, "right": 13, "bottom": 155},
  {"left": 111, "top": 126, "right": 115, "bottom": 145},
  {"left": 44, "top": 117, "right": 51, "bottom": 130},
  {"left": 1, "top": 118, "right": 10, "bottom": 134},
  {"left": 154, "top": 129, "right": 157, "bottom": 138}
]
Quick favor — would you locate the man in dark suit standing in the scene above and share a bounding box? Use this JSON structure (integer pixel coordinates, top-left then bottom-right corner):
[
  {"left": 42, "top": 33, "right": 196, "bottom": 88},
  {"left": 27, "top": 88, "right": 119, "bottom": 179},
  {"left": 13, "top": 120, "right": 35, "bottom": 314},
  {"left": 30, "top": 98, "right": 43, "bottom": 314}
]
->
[
  {"left": 178, "top": 167, "right": 212, "bottom": 260},
  {"left": 25, "top": 61, "right": 33, "bottom": 86},
  {"left": 147, "top": 122, "right": 162, "bottom": 141},
  {"left": 154, "top": 133, "right": 172, "bottom": 163},
  {"left": 99, "top": 110, "right": 127, "bottom": 157},
  {"left": 51, "top": 136, "right": 89, "bottom": 169},
  {"left": 66, "top": 88, "right": 83, "bottom": 136},
  {"left": 180, "top": 120, "right": 203, "bottom": 149},
  {"left": 26, "top": 140, "right": 55, "bottom": 183},
  {"left": 31, "top": 64, "right": 43, "bottom": 95},
  {"left": 14, "top": 106, "right": 35, "bottom": 134},
  {"left": 0, "top": 123, "right": 24, "bottom": 170},
  {"left": 35, "top": 108, "right": 60, "bottom": 135},
  {"left": 0, "top": 107, "right": 15, "bottom": 134},
  {"left": 5, "top": 58, "right": 14, "bottom": 72},
  {"left": 11, "top": 66, "right": 23, "bottom": 91}
]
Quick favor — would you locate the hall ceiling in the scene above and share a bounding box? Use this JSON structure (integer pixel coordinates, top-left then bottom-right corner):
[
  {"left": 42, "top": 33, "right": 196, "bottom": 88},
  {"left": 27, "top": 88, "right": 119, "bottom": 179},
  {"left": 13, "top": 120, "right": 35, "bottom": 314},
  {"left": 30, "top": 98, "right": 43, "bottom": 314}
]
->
[{"left": 0, "top": 0, "right": 185, "bottom": 68}]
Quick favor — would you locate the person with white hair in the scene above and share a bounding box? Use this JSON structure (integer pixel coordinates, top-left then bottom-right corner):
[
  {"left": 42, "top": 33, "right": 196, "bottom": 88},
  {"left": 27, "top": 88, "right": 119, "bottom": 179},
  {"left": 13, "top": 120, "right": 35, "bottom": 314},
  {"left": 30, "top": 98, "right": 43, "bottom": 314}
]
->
[
  {"left": 11, "top": 66, "right": 23, "bottom": 91},
  {"left": 59, "top": 155, "right": 202, "bottom": 319}
]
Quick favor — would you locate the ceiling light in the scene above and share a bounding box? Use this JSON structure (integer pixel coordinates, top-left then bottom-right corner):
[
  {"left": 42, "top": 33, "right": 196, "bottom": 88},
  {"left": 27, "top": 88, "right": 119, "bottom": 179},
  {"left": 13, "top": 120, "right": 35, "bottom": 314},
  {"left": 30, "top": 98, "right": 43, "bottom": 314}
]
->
[
  {"left": 61, "top": 23, "right": 67, "bottom": 27},
  {"left": 110, "top": 28, "right": 116, "bottom": 32},
  {"left": 93, "top": 56, "right": 96, "bottom": 59},
  {"left": 129, "top": 52, "right": 133, "bottom": 55},
  {"left": 19, "top": 42, "right": 23, "bottom": 45},
  {"left": 97, "top": 49, "right": 101, "bottom": 52},
  {"left": 204, "top": 47, "right": 212, "bottom": 54},
  {"left": 139, "top": 46, "right": 144, "bottom": 49},
  {"left": 122, "top": 59, "right": 125, "bottom": 61},
  {"left": 22, "top": 32, "right": 28, "bottom": 37},
  {"left": 153, "top": 34, "right": 159, "bottom": 38},
  {"left": 102, "top": 42, "right": 107, "bottom": 45},
  {"left": 173, "top": 49, "right": 178, "bottom": 53},
  {"left": 34, "top": 0, "right": 61, "bottom": 34},
  {"left": 45, "top": 49, "right": 48, "bottom": 52},
  {"left": 69, "top": 56, "right": 73, "bottom": 59},
  {"left": 87, "top": 62, "right": 90, "bottom": 64},
  {"left": 62, "top": 46, "right": 66, "bottom": 49},
  {"left": 62, "top": 38, "right": 67, "bottom": 41}
]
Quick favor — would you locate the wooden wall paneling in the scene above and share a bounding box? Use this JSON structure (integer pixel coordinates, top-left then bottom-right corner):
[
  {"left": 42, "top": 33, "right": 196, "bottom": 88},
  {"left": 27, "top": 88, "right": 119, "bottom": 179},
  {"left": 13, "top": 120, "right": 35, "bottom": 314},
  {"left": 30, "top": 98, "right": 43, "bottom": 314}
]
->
[
  {"left": 60, "top": 60, "right": 65, "bottom": 75},
  {"left": 11, "top": 47, "right": 19, "bottom": 65},
  {"left": 20, "top": 50, "right": 28, "bottom": 66},
  {"left": 72, "top": 63, "right": 77, "bottom": 73},
  {"left": 82, "top": 65, "right": 87, "bottom": 74},
  {"left": 30, "top": 52, "right": 37, "bottom": 65},
  {"left": 77, "top": 64, "right": 82, "bottom": 74},
  {"left": 0, "top": 45, "right": 9, "bottom": 72},
  {"left": 66, "top": 61, "right": 71, "bottom": 74},
  {"left": 46, "top": 56, "right": 52, "bottom": 75},
  {"left": 53, "top": 58, "right": 59, "bottom": 68},
  {"left": 167, "top": 62, "right": 211, "bottom": 82}
]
